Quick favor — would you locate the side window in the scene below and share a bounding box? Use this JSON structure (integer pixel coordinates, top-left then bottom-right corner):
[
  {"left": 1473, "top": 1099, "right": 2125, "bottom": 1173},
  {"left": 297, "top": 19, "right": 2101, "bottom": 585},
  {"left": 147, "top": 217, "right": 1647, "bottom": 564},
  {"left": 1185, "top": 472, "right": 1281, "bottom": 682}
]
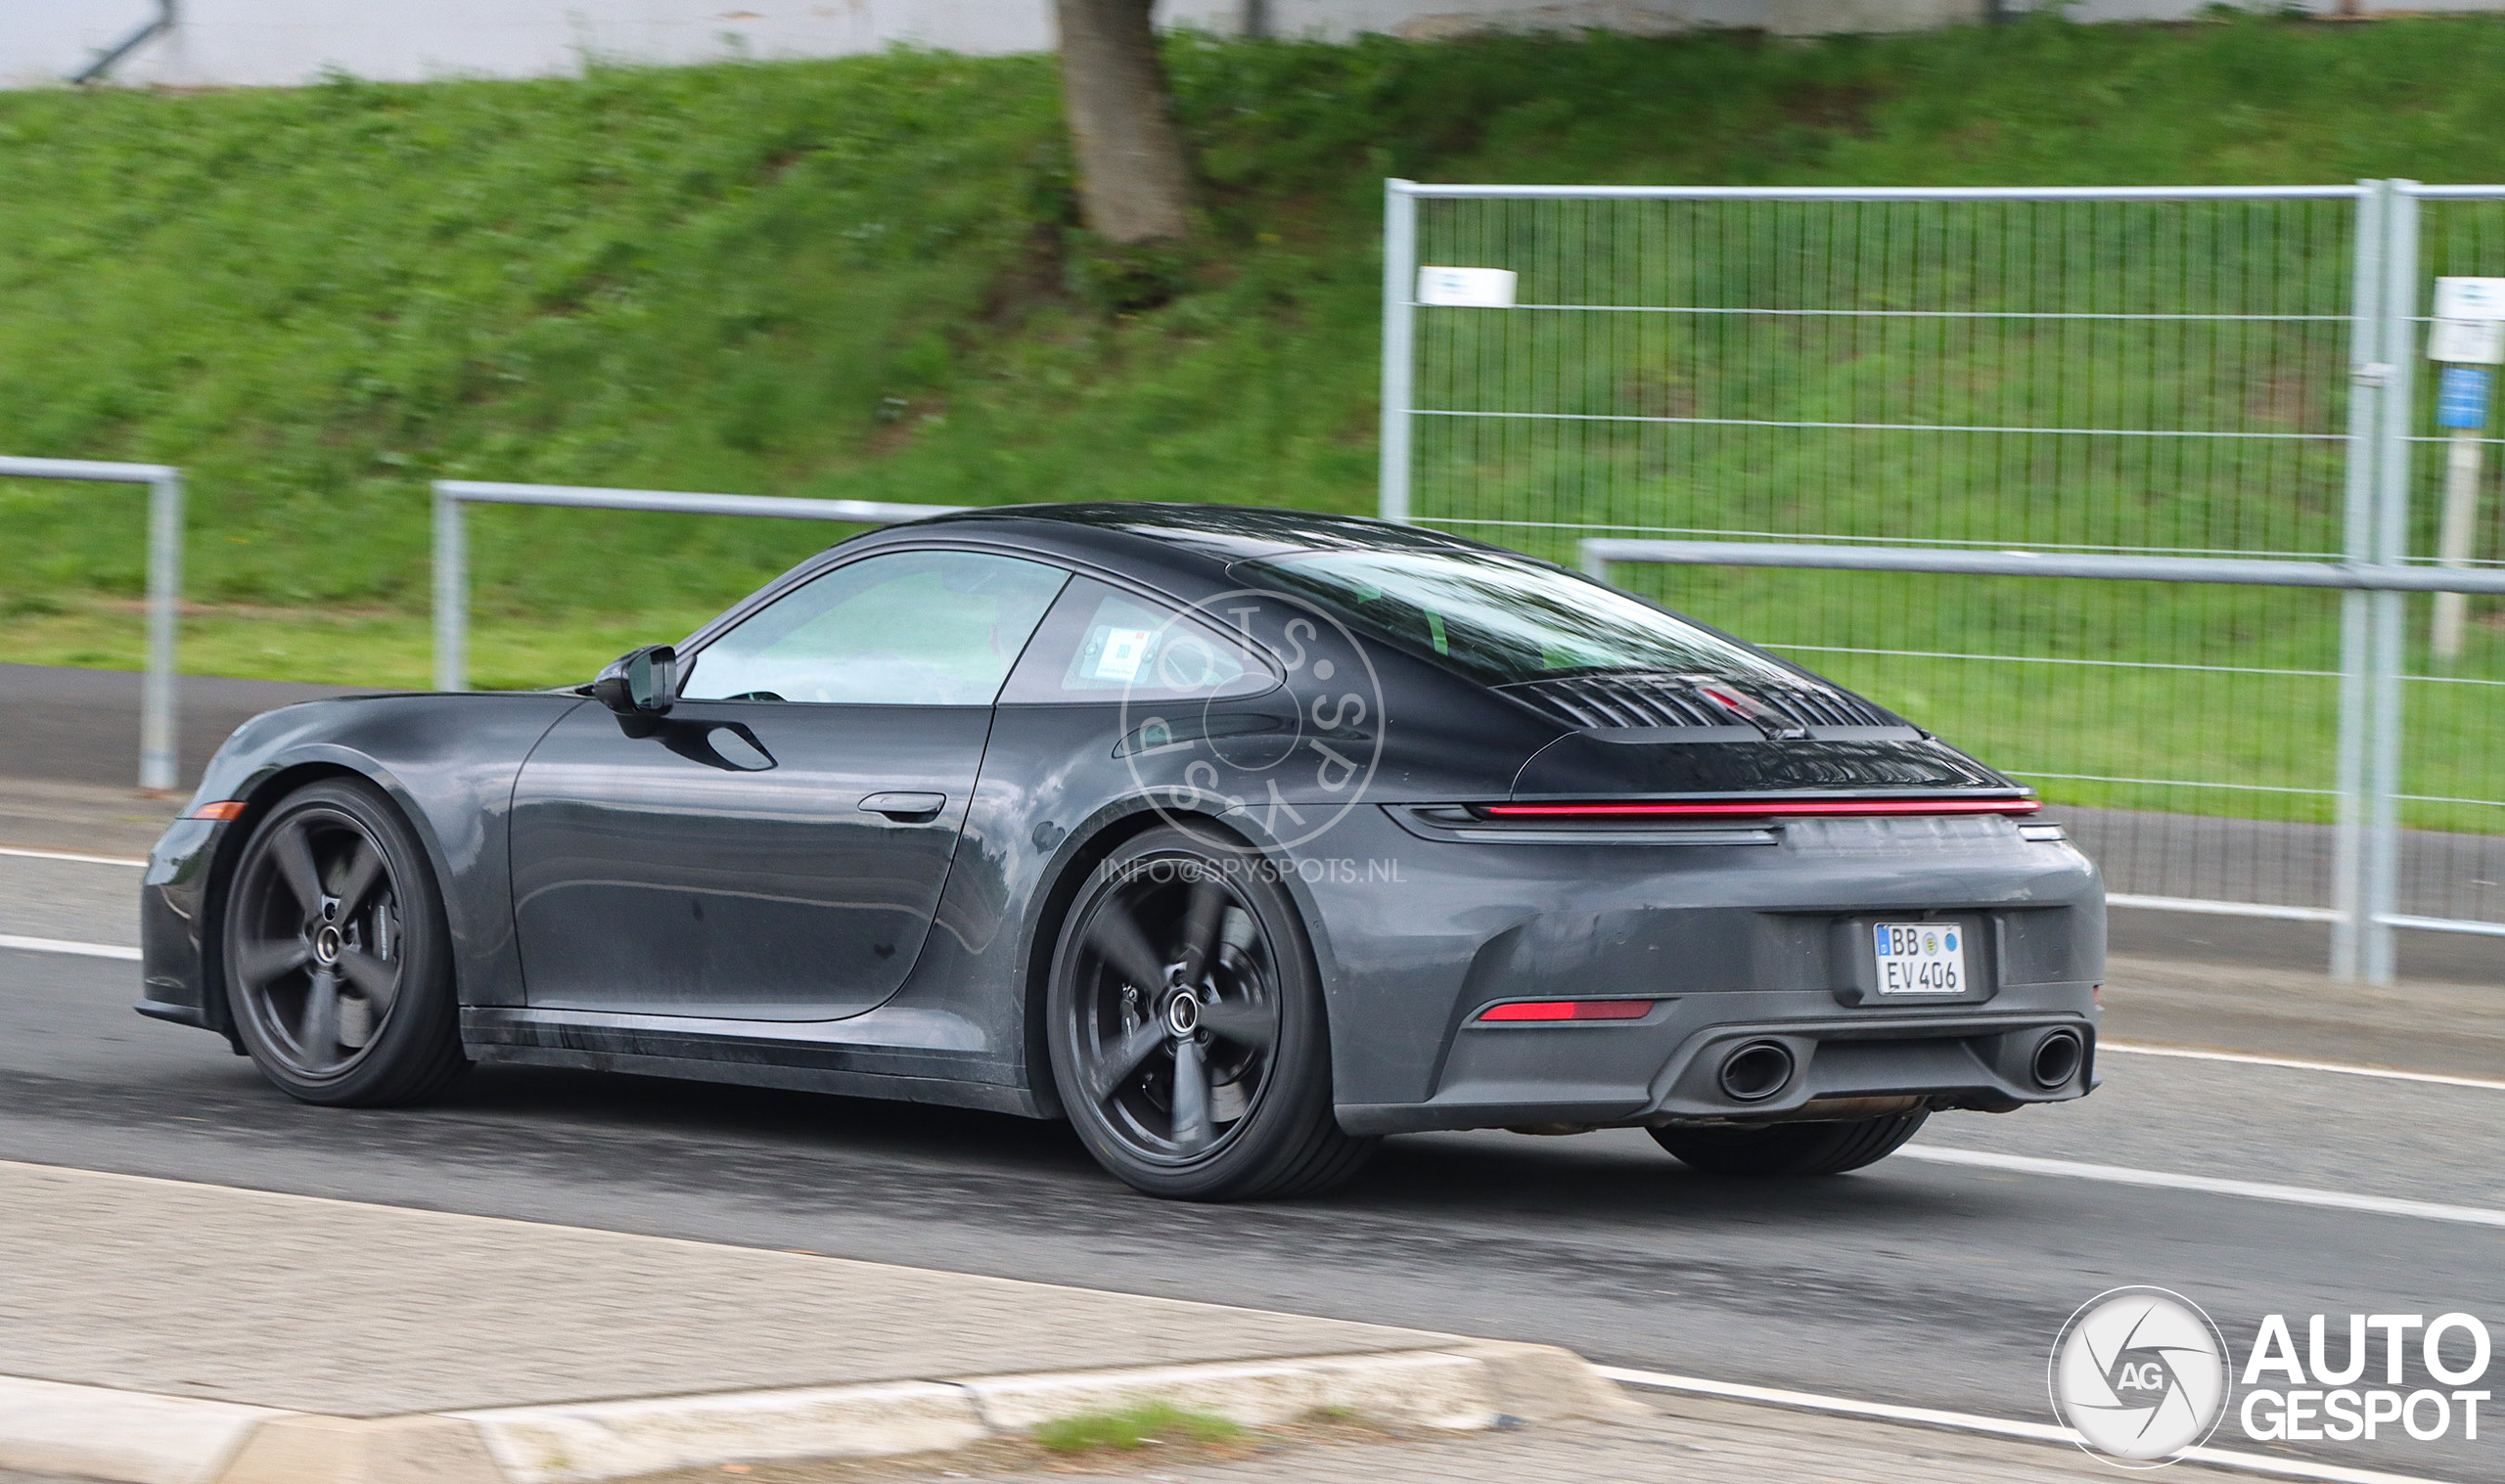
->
[
  {"left": 1000, "top": 578, "right": 1277, "bottom": 704},
  {"left": 679, "top": 550, "right": 1068, "bottom": 706}
]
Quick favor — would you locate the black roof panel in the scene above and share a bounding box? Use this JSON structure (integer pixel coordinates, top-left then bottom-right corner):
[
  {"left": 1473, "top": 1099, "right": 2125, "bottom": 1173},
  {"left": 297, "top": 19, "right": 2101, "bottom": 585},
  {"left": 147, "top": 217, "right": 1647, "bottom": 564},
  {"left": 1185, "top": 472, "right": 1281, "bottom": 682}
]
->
[{"left": 911, "top": 502, "right": 1496, "bottom": 563}]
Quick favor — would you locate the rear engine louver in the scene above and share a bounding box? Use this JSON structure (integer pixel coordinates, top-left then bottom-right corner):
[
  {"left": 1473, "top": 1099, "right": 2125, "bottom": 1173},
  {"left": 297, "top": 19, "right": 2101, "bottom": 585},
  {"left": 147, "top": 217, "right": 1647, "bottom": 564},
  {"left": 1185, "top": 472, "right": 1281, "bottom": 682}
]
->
[{"left": 1500, "top": 673, "right": 1898, "bottom": 732}]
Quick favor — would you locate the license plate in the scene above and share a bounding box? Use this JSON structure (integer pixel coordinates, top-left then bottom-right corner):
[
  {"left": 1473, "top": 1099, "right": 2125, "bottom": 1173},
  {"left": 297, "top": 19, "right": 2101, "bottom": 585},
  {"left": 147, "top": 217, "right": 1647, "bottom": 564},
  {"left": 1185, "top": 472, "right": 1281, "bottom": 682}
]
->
[{"left": 1873, "top": 922, "right": 1967, "bottom": 996}]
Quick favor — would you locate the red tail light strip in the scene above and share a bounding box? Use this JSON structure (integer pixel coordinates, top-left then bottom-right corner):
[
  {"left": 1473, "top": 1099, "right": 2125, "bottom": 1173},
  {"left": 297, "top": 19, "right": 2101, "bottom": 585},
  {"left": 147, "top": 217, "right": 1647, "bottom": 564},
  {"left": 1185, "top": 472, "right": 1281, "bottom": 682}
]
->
[
  {"left": 1481, "top": 798, "right": 2040, "bottom": 820},
  {"left": 1478, "top": 999, "right": 1659, "bottom": 1022}
]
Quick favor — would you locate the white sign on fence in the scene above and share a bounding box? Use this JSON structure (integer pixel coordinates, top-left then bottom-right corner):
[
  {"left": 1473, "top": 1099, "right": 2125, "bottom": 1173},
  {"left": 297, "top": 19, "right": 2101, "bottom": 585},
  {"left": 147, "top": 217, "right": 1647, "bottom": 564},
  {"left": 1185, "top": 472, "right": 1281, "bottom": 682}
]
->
[
  {"left": 1416, "top": 267, "right": 1518, "bottom": 308},
  {"left": 2431, "top": 277, "right": 2505, "bottom": 362},
  {"left": 2434, "top": 277, "right": 2505, "bottom": 320},
  {"left": 2428, "top": 317, "right": 2505, "bottom": 364}
]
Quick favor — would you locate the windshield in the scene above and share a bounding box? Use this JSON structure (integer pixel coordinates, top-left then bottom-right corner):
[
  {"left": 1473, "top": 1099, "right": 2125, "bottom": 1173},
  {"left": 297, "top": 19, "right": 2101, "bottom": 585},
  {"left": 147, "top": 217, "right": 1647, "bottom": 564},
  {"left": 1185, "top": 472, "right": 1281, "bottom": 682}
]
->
[{"left": 1238, "top": 548, "right": 1806, "bottom": 689}]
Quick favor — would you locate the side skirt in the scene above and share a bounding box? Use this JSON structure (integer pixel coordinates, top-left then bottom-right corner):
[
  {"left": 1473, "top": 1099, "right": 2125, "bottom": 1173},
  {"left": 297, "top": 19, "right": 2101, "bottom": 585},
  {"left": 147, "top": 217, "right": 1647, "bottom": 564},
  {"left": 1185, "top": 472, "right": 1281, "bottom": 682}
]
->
[{"left": 461, "top": 1008, "right": 1049, "bottom": 1119}]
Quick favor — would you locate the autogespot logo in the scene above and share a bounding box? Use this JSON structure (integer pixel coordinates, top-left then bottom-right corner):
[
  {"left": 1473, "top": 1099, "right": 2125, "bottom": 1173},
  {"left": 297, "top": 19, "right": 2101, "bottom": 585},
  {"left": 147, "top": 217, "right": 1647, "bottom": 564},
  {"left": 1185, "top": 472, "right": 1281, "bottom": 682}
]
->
[
  {"left": 2050, "top": 1286, "right": 2232, "bottom": 1467},
  {"left": 1118, "top": 588, "right": 1387, "bottom": 853}
]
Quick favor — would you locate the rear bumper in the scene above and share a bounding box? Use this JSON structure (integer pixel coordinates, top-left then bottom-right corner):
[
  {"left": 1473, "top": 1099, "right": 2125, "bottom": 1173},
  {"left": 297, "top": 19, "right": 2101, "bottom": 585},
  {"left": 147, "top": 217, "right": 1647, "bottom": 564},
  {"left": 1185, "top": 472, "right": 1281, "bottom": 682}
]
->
[
  {"left": 1298, "top": 807, "right": 2104, "bottom": 1127},
  {"left": 1335, "top": 994, "right": 2094, "bottom": 1135}
]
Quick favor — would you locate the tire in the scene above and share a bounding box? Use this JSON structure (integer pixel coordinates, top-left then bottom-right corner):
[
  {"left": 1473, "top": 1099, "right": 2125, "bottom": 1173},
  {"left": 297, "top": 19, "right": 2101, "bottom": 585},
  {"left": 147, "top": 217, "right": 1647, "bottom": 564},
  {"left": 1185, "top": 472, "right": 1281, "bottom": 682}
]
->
[
  {"left": 220, "top": 777, "right": 467, "bottom": 1107},
  {"left": 1046, "top": 827, "right": 1376, "bottom": 1201},
  {"left": 1648, "top": 1112, "right": 1929, "bottom": 1177}
]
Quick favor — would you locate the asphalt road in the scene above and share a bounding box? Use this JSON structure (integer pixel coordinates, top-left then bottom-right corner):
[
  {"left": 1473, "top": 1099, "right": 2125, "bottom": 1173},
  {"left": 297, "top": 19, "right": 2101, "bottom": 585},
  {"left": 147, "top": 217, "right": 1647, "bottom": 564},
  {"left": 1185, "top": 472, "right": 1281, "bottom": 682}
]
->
[
  {"left": 0, "top": 663, "right": 361, "bottom": 790},
  {"left": 2, "top": 855, "right": 2497, "bottom": 1481}
]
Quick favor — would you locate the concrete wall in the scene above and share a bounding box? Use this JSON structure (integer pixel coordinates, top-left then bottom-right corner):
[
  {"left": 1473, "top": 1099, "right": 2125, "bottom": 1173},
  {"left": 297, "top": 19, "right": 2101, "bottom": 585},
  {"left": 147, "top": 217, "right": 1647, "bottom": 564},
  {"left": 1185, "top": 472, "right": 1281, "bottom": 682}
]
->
[
  {"left": 0, "top": 0, "right": 2474, "bottom": 90},
  {"left": 8, "top": 2, "right": 1049, "bottom": 90}
]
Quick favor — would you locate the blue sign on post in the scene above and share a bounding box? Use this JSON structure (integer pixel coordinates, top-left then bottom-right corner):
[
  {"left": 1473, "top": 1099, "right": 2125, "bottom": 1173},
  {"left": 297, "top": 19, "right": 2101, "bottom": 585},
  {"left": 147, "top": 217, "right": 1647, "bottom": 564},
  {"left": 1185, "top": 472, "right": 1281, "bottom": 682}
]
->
[{"left": 2438, "top": 366, "right": 2492, "bottom": 430}]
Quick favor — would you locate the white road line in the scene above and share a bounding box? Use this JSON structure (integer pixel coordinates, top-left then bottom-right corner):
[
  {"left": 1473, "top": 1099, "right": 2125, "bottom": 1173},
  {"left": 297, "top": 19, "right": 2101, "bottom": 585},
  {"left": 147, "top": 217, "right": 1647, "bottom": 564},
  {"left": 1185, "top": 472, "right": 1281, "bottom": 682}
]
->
[
  {"left": 0, "top": 934, "right": 141, "bottom": 962},
  {"left": 2104, "top": 1040, "right": 2505, "bottom": 1094},
  {"left": 0, "top": 845, "right": 147, "bottom": 868},
  {"left": 1899, "top": 1146, "right": 2505, "bottom": 1229},
  {"left": 1600, "top": 1367, "right": 2448, "bottom": 1484}
]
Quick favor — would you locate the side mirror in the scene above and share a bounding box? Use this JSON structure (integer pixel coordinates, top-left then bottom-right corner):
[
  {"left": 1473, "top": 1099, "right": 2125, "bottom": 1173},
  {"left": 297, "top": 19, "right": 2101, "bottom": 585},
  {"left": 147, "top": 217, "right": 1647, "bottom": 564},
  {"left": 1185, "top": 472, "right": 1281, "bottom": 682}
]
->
[{"left": 593, "top": 645, "right": 678, "bottom": 718}]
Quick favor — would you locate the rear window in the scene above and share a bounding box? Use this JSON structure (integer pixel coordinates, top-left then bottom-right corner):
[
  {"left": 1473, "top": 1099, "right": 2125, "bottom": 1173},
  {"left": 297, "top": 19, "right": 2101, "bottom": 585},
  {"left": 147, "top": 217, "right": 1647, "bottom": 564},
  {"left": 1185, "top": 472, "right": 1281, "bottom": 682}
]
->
[{"left": 1236, "top": 548, "right": 1804, "bottom": 689}]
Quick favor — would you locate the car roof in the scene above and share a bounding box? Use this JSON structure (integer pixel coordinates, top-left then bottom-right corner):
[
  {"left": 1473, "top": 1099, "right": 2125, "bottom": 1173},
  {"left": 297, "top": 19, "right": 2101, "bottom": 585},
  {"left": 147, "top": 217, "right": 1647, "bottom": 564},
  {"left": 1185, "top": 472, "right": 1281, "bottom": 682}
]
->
[{"left": 884, "top": 502, "right": 1502, "bottom": 578}]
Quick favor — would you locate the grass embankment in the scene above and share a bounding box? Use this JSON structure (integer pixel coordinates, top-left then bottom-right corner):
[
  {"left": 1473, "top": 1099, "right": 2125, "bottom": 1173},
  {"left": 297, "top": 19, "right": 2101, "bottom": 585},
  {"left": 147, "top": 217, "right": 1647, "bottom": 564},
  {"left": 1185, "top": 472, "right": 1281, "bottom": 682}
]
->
[{"left": 4, "top": 19, "right": 2503, "bottom": 822}]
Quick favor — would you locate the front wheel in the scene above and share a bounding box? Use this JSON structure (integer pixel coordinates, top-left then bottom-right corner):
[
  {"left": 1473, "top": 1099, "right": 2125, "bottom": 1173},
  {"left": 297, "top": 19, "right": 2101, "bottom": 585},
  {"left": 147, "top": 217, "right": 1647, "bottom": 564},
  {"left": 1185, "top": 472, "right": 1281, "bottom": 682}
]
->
[
  {"left": 221, "top": 777, "right": 467, "bottom": 1107},
  {"left": 1046, "top": 828, "right": 1376, "bottom": 1201},
  {"left": 1649, "top": 1112, "right": 1929, "bottom": 1177}
]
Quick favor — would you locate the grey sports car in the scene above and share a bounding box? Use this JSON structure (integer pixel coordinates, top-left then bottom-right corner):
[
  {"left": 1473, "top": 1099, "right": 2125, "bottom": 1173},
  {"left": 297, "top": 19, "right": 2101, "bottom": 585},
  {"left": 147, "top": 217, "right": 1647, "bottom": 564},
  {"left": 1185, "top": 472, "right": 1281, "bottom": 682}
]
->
[{"left": 139, "top": 505, "right": 2103, "bottom": 1200}]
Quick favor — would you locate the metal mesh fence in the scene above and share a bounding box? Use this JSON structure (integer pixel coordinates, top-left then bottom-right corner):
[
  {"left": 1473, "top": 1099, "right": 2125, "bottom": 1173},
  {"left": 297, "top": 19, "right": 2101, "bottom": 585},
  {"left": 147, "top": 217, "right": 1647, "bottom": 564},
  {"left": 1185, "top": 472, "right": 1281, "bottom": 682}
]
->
[
  {"left": 1692, "top": 569, "right": 2355, "bottom": 924},
  {"left": 1400, "top": 188, "right": 2363, "bottom": 561},
  {"left": 2396, "top": 188, "right": 2505, "bottom": 938},
  {"left": 1388, "top": 184, "right": 2381, "bottom": 946}
]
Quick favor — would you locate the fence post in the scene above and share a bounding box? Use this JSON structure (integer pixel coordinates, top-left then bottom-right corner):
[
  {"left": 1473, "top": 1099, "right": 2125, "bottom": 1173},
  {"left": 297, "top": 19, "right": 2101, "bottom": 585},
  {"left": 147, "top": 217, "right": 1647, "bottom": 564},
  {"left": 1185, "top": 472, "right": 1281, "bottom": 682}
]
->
[
  {"left": 2330, "top": 181, "right": 2385, "bottom": 982},
  {"left": 140, "top": 468, "right": 183, "bottom": 793},
  {"left": 432, "top": 484, "right": 467, "bottom": 693},
  {"left": 1, "top": 457, "right": 187, "bottom": 791},
  {"left": 2362, "top": 182, "right": 2422, "bottom": 986},
  {"left": 1379, "top": 179, "right": 1418, "bottom": 524}
]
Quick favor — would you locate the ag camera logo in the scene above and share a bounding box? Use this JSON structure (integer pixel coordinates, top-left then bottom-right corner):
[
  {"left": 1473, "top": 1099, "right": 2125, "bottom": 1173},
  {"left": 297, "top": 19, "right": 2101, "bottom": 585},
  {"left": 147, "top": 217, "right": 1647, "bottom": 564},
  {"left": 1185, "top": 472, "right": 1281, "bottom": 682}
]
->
[{"left": 2050, "top": 1286, "right": 2230, "bottom": 1466}]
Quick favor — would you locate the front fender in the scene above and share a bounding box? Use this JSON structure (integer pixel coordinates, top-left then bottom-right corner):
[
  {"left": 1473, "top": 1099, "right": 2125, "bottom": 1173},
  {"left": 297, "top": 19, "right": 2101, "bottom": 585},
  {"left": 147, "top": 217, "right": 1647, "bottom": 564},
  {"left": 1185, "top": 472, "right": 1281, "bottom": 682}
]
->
[{"left": 142, "top": 694, "right": 583, "bottom": 1036}]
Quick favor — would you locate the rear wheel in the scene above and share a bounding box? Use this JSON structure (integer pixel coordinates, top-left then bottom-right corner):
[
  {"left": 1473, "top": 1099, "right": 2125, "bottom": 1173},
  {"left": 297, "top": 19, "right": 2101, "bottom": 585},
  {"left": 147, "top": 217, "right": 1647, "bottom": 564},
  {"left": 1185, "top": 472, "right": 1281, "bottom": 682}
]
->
[
  {"left": 1047, "top": 828, "right": 1375, "bottom": 1201},
  {"left": 1649, "top": 1112, "right": 1928, "bottom": 1177},
  {"left": 222, "top": 778, "right": 466, "bottom": 1107}
]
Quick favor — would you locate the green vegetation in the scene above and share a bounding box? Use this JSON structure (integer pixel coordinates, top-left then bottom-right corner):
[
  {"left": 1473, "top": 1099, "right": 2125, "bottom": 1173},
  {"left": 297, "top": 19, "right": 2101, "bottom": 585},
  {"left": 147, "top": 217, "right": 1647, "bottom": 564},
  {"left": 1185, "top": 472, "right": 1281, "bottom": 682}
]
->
[
  {"left": 1030, "top": 1400, "right": 1246, "bottom": 1454},
  {"left": 2, "top": 16, "right": 2501, "bottom": 822}
]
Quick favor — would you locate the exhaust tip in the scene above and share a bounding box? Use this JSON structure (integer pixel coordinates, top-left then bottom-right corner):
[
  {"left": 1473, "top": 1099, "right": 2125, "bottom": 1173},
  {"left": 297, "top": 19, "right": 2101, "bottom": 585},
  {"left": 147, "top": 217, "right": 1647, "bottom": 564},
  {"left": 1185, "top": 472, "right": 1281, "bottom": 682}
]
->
[
  {"left": 1718, "top": 1040, "right": 1795, "bottom": 1102},
  {"left": 2029, "top": 1029, "right": 2084, "bottom": 1089}
]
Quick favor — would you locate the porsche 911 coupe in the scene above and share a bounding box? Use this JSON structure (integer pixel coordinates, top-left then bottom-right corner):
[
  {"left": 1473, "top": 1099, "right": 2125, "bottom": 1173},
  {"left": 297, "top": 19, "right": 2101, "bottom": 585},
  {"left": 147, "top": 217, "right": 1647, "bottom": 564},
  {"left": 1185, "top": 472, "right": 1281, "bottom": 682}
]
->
[{"left": 140, "top": 504, "right": 2102, "bottom": 1200}]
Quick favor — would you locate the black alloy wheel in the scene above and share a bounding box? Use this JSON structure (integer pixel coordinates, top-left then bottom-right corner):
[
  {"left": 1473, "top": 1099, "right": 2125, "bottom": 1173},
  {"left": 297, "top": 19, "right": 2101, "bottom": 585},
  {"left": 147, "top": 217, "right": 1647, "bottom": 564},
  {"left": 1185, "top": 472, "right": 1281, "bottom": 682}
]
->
[
  {"left": 1048, "top": 827, "right": 1375, "bottom": 1201},
  {"left": 222, "top": 778, "right": 466, "bottom": 1106},
  {"left": 1648, "top": 1111, "right": 1930, "bottom": 1177}
]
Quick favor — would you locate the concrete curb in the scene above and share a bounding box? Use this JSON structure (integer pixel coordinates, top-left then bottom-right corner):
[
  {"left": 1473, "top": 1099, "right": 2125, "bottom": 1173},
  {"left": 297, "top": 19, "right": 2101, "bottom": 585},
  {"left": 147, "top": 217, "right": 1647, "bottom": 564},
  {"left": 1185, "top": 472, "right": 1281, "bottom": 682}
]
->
[
  {"left": 1, "top": 1342, "right": 1639, "bottom": 1484},
  {"left": 0, "top": 1376, "right": 284, "bottom": 1484}
]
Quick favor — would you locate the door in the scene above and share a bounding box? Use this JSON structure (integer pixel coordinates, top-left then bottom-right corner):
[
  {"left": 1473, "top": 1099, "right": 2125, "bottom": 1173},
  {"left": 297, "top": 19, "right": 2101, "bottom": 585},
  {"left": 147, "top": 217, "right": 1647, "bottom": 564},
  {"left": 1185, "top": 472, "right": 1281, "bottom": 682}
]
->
[{"left": 509, "top": 548, "right": 1069, "bottom": 1019}]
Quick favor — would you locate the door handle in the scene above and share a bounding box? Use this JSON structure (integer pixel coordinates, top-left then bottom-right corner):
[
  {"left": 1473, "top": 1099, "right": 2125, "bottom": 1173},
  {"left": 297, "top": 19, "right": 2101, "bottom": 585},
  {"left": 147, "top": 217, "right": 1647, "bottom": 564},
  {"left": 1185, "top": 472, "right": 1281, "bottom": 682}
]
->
[{"left": 859, "top": 791, "right": 946, "bottom": 821}]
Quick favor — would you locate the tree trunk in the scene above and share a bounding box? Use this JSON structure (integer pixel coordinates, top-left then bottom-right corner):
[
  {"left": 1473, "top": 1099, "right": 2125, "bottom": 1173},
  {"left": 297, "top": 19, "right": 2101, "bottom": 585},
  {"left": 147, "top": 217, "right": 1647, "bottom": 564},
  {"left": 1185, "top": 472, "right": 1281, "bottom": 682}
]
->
[{"left": 1053, "top": 0, "right": 1194, "bottom": 245}]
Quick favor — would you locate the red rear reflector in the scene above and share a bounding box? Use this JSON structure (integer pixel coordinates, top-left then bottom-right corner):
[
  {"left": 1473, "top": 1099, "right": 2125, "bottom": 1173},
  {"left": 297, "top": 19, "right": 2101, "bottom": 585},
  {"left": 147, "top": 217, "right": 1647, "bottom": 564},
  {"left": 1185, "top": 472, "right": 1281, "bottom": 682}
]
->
[
  {"left": 187, "top": 800, "right": 249, "bottom": 822},
  {"left": 1482, "top": 798, "right": 2039, "bottom": 820},
  {"left": 1478, "top": 999, "right": 1657, "bottom": 1022}
]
